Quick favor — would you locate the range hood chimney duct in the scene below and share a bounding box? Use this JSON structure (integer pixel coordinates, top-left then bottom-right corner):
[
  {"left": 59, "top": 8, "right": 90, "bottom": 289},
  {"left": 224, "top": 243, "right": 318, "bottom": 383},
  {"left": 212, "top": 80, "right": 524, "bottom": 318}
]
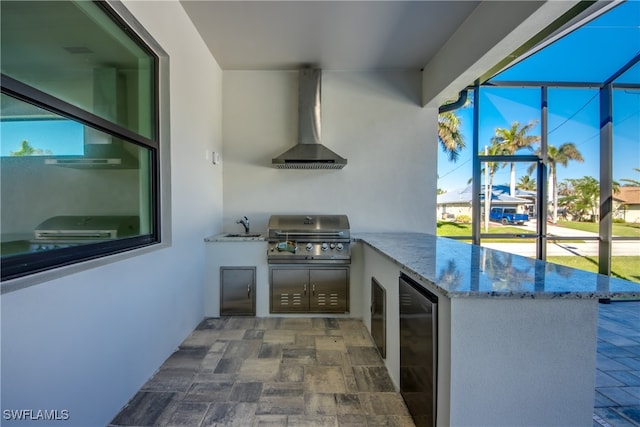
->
[{"left": 272, "top": 69, "right": 347, "bottom": 169}]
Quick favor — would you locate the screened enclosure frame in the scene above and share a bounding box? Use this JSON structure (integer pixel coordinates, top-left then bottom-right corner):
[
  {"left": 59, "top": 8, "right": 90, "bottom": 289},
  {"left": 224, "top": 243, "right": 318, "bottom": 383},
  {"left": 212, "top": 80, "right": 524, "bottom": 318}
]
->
[{"left": 461, "top": 43, "right": 640, "bottom": 277}]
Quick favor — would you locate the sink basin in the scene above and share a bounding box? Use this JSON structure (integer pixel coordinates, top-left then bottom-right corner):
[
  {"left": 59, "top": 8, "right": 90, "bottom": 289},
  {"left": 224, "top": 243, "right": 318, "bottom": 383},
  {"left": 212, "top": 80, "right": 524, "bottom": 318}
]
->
[{"left": 224, "top": 233, "right": 262, "bottom": 238}]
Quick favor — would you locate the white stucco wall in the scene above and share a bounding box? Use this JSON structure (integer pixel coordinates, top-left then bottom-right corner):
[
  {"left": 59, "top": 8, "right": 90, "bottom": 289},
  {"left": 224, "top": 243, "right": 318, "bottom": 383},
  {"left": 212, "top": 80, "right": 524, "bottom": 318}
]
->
[
  {"left": 0, "top": 1, "right": 223, "bottom": 426},
  {"left": 222, "top": 70, "right": 438, "bottom": 235}
]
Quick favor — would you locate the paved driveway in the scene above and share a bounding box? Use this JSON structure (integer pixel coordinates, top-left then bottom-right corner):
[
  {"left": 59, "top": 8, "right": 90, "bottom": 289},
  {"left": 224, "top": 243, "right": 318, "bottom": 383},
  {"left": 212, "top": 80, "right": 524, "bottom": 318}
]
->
[{"left": 481, "top": 219, "right": 639, "bottom": 257}]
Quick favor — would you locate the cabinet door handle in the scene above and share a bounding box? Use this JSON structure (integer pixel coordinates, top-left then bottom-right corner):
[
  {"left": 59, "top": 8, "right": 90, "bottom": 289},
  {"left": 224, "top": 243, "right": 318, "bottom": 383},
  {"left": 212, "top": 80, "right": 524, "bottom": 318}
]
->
[
  {"left": 303, "top": 283, "right": 307, "bottom": 295},
  {"left": 312, "top": 284, "right": 315, "bottom": 296},
  {"left": 247, "top": 284, "right": 251, "bottom": 299}
]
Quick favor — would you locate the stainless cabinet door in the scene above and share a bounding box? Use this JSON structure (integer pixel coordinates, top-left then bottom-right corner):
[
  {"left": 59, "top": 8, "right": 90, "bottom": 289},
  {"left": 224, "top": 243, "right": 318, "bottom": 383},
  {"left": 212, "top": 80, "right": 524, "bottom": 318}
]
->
[
  {"left": 271, "top": 268, "right": 309, "bottom": 313},
  {"left": 220, "top": 267, "right": 256, "bottom": 316},
  {"left": 309, "top": 268, "right": 348, "bottom": 313}
]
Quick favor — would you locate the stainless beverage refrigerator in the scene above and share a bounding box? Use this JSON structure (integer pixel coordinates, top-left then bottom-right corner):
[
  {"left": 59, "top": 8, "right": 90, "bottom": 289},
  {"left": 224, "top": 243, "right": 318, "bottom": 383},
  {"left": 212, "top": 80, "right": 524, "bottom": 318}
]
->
[{"left": 399, "top": 273, "right": 438, "bottom": 427}]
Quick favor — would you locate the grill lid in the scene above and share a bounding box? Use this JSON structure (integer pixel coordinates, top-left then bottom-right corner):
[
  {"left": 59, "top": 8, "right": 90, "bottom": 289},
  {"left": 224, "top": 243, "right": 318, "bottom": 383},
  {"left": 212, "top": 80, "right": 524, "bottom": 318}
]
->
[{"left": 268, "top": 215, "right": 350, "bottom": 240}]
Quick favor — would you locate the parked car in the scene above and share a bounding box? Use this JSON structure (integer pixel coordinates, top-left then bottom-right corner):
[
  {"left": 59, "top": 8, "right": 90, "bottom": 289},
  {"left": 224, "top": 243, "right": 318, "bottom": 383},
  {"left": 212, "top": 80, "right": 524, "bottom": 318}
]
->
[{"left": 489, "top": 207, "right": 529, "bottom": 225}]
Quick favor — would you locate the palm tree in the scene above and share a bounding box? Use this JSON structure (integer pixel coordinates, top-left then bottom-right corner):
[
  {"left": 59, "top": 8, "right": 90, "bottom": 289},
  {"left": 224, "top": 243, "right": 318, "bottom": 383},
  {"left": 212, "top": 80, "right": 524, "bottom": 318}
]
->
[
  {"left": 620, "top": 167, "right": 640, "bottom": 187},
  {"left": 491, "top": 121, "right": 540, "bottom": 196},
  {"left": 529, "top": 142, "right": 584, "bottom": 224},
  {"left": 517, "top": 175, "right": 536, "bottom": 191},
  {"left": 438, "top": 111, "right": 465, "bottom": 162},
  {"left": 481, "top": 141, "right": 508, "bottom": 231}
]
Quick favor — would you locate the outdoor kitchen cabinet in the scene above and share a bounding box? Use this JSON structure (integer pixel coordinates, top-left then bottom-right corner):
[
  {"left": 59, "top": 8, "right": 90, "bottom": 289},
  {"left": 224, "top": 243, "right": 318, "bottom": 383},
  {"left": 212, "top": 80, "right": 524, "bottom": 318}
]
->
[
  {"left": 220, "top": 267, "right": 256, "bottom": 316},
  {"left": 270, "top": 266, "right": 349, "bottom": 313}
]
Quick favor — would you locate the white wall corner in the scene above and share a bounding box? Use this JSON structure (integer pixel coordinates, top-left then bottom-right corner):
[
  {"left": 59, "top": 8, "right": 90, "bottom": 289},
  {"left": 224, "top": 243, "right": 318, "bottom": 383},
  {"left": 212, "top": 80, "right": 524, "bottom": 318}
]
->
[{"left": 421, "top": 0, "right": 581, "bottom": 108}]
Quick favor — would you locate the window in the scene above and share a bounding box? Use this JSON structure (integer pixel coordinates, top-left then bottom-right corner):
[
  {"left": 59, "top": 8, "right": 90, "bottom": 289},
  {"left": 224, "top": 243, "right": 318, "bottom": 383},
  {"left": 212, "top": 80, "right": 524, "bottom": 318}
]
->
[
  {"left": 0, "top": 1, "right": 159, "bottom": 281},
  {"left": 437, "top": 1, "right": 639, "bottom": 283}
]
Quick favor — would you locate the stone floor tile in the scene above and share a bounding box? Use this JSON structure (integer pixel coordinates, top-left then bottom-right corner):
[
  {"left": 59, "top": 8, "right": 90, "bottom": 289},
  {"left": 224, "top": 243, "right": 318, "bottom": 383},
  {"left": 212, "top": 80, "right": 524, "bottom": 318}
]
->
[
  {"left": 197, "top": 318, "right": 228, "bottom": 330},
  {"left": 316, "top": 349, "right": 349, "bottom": 366},
  {"left": 238, "top": 358, "right": 281, "bottom": 381},
  {"left": 352, "top": 366, "right": 395, "bottom": 392},
  {"left": 316, "top": 336, "right": 347, "bottom": 352},
  {"left": 184, "top": 379, "right": 234, "bottom": 402},
  {"left": 305, "top": 393, "right": 337, "bottom": 416},
  {"left": 164, "top": 401, "right": 209, "bottom": 427},
  {"left": 362, "top": 393, "right": 411, "bottom": 416},
  {"left": 330, "top": 330, "right": 373, "bottom": 346},
  {"left": 218, "top": 329, "right": 249, "bottom": 340},
  {"left": 348, "top": 346, "right": 384, "bottom": 366},
  {"left": 141, "top": 368, "right": 196, "bottom": 392},
  {"left": 296, "top": 334, "right": 317, "bottom": 346},
  {"left": 162, "top": 347, "right": 209, "bottom": 370},
  {"left": 337, "top": 414, "right": 368, "bottom": 426},
  {"left": 283, "top": 346, "right": 317, "bottom": 363},
  {"left": 244, "top": 329, "right": 265, "bottom": 340},
  {"left": 254, "top": 317, "right": 282, "bottom": 330},
  {"left": 225, "top": 317, "right": 257, "bottom": 330},
  {"left": 287, "top": 415, "right": 338, "bottom": 427},
  {"left": 222, "top": 339, "right": 262, "bottom": 359},
  {"left": 280, "top": 318, "right": 314, "bottom": 330},
  {"left": 214, "top": 358, "right": 243, "bottom": 374},
  {"left": 335, "top": 393, "right": 363, "bottom": 415},
  {"left": 110, "top": 391, "right": 176, "bottom": 426},
  {"left": 279, "top": 364, "right": 305, "bottom": 382},
  {"left": 208, "top": 340, "right": 229, "bottom": 354},
  {"left": 255, "top": 396, "right": 305, "bottom": 415},
  {"left": 229, "top": 382, "right": 263, "bottom": 402},
  {"left": 366, "top": 415, "right": 417, "bottom": 427},
  {"left": 201, "top": 402, "right": 257, "bottom": 426},
  {"left": 258, "top": 342, "right": 282, "bottom": 359},
  {"left": 262, "top": 381, "right": 305, "bottom": 398},
  {"left": 180, "top": 330, "right": 220, "bottom": 348},
  {"left": 200, "top": 353, "right": 222, "bottom": 371},
  {"left": 263, "top": 329, "right": 296, "bottom": 344},
  {"left": 304, "top": 366, "right": 347, "bottom": 393},
  {"left": 252, "top": 414, "right": 288, "bottom": 427}
]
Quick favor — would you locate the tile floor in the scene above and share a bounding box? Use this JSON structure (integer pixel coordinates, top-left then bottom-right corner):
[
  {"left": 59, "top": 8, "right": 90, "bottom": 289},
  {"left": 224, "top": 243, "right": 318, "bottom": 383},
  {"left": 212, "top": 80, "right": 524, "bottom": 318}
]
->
[
  {"left": 111, "top": 301, "right": 640, "bottom": 427},
  {"left": 109, "top": 317, "right": 415, "bottom": 427},
  {"left": 593, "top": 301, "right": 640, "bottom": 427}
]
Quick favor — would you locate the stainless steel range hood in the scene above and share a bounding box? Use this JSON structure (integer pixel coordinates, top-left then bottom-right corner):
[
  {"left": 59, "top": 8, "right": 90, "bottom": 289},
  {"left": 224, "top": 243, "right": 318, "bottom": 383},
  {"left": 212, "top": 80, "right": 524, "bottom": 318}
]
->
[{"left": 272, "top": 69, "right": 347, "bottom": 169}]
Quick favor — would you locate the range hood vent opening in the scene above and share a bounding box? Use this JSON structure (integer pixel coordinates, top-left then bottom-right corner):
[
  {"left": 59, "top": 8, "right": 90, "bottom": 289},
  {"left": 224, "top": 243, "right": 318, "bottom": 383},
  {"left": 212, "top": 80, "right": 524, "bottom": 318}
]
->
[{"left": 272, "top": 68, "right": 347, "bottom": 170}]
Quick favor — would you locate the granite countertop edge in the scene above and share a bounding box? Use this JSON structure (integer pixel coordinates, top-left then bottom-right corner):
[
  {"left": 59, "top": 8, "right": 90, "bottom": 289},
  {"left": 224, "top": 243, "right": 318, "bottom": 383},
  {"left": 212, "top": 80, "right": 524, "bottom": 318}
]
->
[{"left": 353, "top": 232, "right": 640, "bottom": 300}]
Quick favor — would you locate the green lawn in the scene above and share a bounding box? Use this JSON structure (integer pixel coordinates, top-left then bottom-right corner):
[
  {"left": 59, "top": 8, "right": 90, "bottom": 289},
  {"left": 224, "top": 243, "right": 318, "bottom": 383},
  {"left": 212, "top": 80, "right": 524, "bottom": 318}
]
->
[
  {"left": 547, "top": 255, "right": 640, "bottom": 284},
  {"left": 437, "top": 220, "right": 640, "bottom": 284},
  {"left": 437, "top": 221, "right": 526, "bottom": 236},
  {"left": 556, "top": 220, "right": 640, "bottom": 237}
]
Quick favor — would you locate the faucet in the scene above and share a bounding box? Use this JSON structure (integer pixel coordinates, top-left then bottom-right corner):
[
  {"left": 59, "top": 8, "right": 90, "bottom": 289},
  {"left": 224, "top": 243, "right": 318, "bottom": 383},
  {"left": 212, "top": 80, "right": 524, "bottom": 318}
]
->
[{"left": 236, "top": 216, "right": 250, "bottom": 233}]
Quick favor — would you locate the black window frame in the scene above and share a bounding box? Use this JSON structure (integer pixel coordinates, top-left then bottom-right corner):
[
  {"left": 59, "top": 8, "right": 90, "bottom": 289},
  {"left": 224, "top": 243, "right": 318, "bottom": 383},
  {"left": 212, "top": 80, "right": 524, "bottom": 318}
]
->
[{"left": 0, "top": 1, "right": 161, "bottom": 281}]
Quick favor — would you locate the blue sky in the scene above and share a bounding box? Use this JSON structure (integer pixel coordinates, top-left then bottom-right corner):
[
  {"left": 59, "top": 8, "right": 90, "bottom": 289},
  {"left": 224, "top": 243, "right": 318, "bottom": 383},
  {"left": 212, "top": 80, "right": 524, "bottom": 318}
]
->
[
  {"left": 437, "top": 1, "right": 640, "bottom": 193},
  {"left": 0, "top": 119, "right": 84, "bottom": 156},
  {"left": 437, "top": 88, "right": 639, "bottom": 192}
]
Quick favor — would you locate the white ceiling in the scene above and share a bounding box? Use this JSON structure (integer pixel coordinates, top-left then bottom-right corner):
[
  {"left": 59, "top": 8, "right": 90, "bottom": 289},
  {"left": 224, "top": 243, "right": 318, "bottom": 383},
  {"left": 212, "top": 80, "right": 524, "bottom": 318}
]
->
[{"left": 179, "top": 1, "right": 481, "bottom": 70}]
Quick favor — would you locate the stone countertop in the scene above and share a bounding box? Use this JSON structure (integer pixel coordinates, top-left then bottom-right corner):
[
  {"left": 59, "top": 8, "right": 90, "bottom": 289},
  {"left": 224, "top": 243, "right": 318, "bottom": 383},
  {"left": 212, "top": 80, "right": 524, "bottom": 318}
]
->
[
  {"left": 205, "top": 233, "right": 266, "bottom": 242},
  {"left": 354, "top": 232, "right": 640, "bottom": 299}
]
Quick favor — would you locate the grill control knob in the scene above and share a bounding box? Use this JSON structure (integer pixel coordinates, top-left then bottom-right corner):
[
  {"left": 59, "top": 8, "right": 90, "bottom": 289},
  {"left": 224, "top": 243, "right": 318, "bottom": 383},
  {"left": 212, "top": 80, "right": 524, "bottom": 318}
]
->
[
  {"left": 321, "top": 243, "right": 329, "bottom": 251},
  {"left": 336, "top": 243, "right": 344, "bottom": 251},
  {"left": 306, "top": 243, "right": 313, "bottom": 251},
  {"left": 330, "top": 243, "right": 336, "bottom": 249}
]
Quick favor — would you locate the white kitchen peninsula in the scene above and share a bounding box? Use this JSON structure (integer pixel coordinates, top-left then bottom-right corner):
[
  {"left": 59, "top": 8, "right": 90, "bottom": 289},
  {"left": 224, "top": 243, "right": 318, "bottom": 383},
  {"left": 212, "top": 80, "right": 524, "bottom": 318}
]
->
[{"left": 355, "top": 232, "right": 640, "bottom": 427}]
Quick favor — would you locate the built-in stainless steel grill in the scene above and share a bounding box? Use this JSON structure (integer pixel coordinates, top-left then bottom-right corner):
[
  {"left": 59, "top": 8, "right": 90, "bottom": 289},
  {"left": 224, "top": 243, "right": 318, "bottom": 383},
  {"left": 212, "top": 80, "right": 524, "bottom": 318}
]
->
[{"left": 267, "top": 214, "right": 351, "bottom": 264}]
